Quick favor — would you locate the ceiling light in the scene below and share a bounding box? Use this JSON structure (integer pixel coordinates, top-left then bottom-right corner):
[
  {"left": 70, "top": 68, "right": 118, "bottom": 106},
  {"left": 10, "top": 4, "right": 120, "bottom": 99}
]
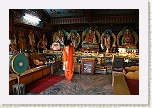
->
[{"left": 23, "top": 14, "right": 41, "bottom": 21}]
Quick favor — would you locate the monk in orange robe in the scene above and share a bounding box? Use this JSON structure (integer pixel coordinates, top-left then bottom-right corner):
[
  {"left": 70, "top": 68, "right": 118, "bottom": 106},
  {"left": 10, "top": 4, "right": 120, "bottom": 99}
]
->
[{"left": 62, "top": 40, "right": 74, "bottom": 80}]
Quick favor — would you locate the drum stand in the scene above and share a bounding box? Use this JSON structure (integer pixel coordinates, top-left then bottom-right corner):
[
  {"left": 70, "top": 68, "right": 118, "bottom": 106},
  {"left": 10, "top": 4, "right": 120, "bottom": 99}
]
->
[
  {"left": 12, "top": 74, "right": 25, "bottom": 95},
  {"left": 10, "top": 53, "right": 28, "bottom": 95}
]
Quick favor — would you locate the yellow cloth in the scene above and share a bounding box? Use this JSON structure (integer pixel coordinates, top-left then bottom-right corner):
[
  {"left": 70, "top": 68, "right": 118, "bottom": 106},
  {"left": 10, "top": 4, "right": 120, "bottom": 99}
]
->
[
  {"left": 125, "top": 66, "right": 139, "bottom": 72},
  {"left": 33, "top": 59, "right": 43, "bottom": 65},
  {"left": 125, "top": 71, "right": 139, "bottom": 80}
]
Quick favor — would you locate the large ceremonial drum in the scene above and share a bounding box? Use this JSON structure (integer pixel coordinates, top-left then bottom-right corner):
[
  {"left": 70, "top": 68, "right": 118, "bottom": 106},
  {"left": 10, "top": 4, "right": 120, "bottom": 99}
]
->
[{"left": 9, "top": 53, "right": 29, "bottom": 74}]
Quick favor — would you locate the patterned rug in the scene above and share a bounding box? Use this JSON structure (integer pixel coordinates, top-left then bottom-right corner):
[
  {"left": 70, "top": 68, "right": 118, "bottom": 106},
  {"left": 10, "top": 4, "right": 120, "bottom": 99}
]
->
[
  {"left": 26, "top": 70, "right": 113, "bottom": 95},
  {"left": 25, "top": 74, "right": 65, "bottom": 94}
]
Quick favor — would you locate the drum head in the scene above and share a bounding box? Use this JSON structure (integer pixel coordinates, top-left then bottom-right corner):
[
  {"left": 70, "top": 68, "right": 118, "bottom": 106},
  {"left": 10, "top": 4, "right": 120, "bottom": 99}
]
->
[{"left": 11, "top": 53, "right": 29, "bottom": 74}]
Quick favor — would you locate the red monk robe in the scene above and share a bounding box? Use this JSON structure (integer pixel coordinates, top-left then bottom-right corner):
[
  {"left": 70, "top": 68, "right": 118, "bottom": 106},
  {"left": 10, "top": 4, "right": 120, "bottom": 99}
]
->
[{"left": 62, "top": 44, "right": 74, "bottom": 80}]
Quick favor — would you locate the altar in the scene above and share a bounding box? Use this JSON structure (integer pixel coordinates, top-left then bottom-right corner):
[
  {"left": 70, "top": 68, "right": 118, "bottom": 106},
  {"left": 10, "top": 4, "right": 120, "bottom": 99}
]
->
[{"left": 81, "top": 43, "right": 99, "bottom": 52}]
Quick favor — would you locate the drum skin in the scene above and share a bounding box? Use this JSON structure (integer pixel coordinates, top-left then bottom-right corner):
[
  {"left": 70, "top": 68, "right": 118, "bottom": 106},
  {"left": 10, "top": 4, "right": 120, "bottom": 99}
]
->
[{"left": 11, "top": 53, "right": 29, "bottom": 74}]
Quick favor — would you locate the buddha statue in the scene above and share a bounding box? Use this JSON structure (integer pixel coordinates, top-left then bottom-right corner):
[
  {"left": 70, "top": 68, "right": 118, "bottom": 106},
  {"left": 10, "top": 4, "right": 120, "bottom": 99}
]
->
[
  {"left": 56, "top": 30, "right": 64, "bottom": 44},
  {"left": 70, "top": 30, "right": 80, "bottom": 50},
  {"left": 42, "top": 33, "right": 47, "bottom": 47},
  {"left": 100, "top": 30, "right": 116, "bottom": 52},
  {"left": 53, "top": 29, "right": 65, "bottom": 50},
  {"left": 117, "top": 27, "right": 138, "bottom": 49},
  {"left": 104, "top": 32, "right": 111, "bottom": 49},
  {"left": 83, "top": 27, "right": 97, "bottom": 44},
  {"left": 18, "top": 28, "right": 27, "bottom": 51},
  {"left": 122, "top": 29, "right": 134, "bottom": 46},
  {"left": 28, "top": 30, "right": 36, "bottom": 52},
  {"left": 37, "top": 33, "right": 47, "bottom": 52},
  {"left": 81, "top": 27, "right": 100, "bottom": 52},
  {"left": 41, "top": 33, "right": 47, "bottom": 49}
]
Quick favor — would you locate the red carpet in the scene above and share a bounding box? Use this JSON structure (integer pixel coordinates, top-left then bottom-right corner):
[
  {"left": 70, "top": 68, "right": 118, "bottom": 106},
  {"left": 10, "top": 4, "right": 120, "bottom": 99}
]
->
[
  {"left": 125, "top": 79, "right": 139, "bottom": 95},
  {"left": 26, "top": 74, "right": 65, "bottom": 94}
]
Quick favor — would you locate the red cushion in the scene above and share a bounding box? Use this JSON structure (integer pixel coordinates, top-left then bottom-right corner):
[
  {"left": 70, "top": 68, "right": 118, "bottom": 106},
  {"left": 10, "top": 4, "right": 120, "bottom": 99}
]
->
[{"left": 125, "top": 79, "right": 139, "bottom": 95}]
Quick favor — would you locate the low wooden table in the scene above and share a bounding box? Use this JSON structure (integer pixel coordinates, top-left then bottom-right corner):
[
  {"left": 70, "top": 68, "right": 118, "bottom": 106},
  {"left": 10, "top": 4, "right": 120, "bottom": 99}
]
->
[
  {"left": 9, "top": 65, "right": 51, "bottom": 94},
  {"left": 74, "top": 63, "right": 81, "bottom": 74},
  {"left": 50, "top": 60, "right": 61, "bottom": 74}
]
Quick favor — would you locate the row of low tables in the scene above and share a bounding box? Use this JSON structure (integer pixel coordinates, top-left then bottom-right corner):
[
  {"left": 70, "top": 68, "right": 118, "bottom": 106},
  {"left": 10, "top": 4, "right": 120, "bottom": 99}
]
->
[{"left": 9, "top": 60, "right": 61, "bottom": 94}]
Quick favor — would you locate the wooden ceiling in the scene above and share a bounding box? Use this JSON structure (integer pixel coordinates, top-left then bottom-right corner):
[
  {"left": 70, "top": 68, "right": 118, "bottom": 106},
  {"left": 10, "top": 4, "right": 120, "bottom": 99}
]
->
[
  {"left": 44, "top": 9, "right": 138, "bottom": 18},
  {"left": 43, "top": 9, "right": 139, "bottom": 28},
  {"left": 11, "top": 9, "right": 139, "bottom": 31}
]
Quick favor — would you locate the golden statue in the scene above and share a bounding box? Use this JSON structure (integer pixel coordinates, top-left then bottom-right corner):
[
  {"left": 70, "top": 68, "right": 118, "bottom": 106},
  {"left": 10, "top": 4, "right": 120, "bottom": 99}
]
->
[
  {"left": 82, "top": 27, "right": 100, "bottom": 44},
  {"left": 37, "top": 33, "right": 47, "bottom": 50},
  {"left": 28, "top": 30, "right": 36, "bottom": 52},
  {"left": 53, "top": 29, "right": 68, "bottom": 50},
  {"left": 18, "top": 28, "right": 26, "bottom": 51},
  {"left": 100, "top": 30, "right": 116, "bottom": 51},
  {"left": 70, "top": 30, "right": 80, "bottom": 50},
  {"left": 122, "top": 29, "right": 134, "bottom": 46},
  {"left": 85, "top": 28, "right": 95, "bottom": 43},
  {"left": 81, "top": 27, "right": 100, "bottom": 52},
  {"left": 117, "top": 27, "right": 138, "bottom": 48}
]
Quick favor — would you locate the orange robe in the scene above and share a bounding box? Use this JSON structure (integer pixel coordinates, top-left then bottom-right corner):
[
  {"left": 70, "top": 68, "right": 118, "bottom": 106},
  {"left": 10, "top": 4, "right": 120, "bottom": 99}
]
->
[{"left": 62, "top": 45, "right": 74, "bottom": 80}]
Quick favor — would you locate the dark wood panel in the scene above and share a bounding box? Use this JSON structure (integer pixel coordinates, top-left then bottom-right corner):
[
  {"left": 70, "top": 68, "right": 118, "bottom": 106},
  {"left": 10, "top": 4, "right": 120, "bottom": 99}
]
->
[
  {"left": 51, "top": 60, "right": 61, "bottom": 74},
  {"left": 74, "top": 63, "right": 81, "bottom": 73},
  {"left": 32, "top": 70, "right": 43, "bottom": 81},
  {"left": 43, "top": 66, "right": 51, "bottom": 76},
  {"left": 19, "top": 74, "right": 33, "bottom": 85},
  {"left": 9, "top": 66, "right": 52, "bottom": 94}
]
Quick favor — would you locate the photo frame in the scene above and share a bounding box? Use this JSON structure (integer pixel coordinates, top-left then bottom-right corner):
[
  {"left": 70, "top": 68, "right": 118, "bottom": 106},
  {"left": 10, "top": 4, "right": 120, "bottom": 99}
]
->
[{"left": 81, "top": 59, "right": 95, "bottom": 75}]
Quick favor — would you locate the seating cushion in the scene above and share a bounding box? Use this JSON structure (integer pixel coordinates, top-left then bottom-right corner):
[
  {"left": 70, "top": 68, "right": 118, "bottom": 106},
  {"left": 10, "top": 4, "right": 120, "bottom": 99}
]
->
[
  {"left": 125, "top": 71, "right": 139, "bottom": 80},
  {"left": 33, "top": 59, "right": 43, "bottom": 65},
  {"left": 125, "top": 66, "right": 139, "bottom": 72}
]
